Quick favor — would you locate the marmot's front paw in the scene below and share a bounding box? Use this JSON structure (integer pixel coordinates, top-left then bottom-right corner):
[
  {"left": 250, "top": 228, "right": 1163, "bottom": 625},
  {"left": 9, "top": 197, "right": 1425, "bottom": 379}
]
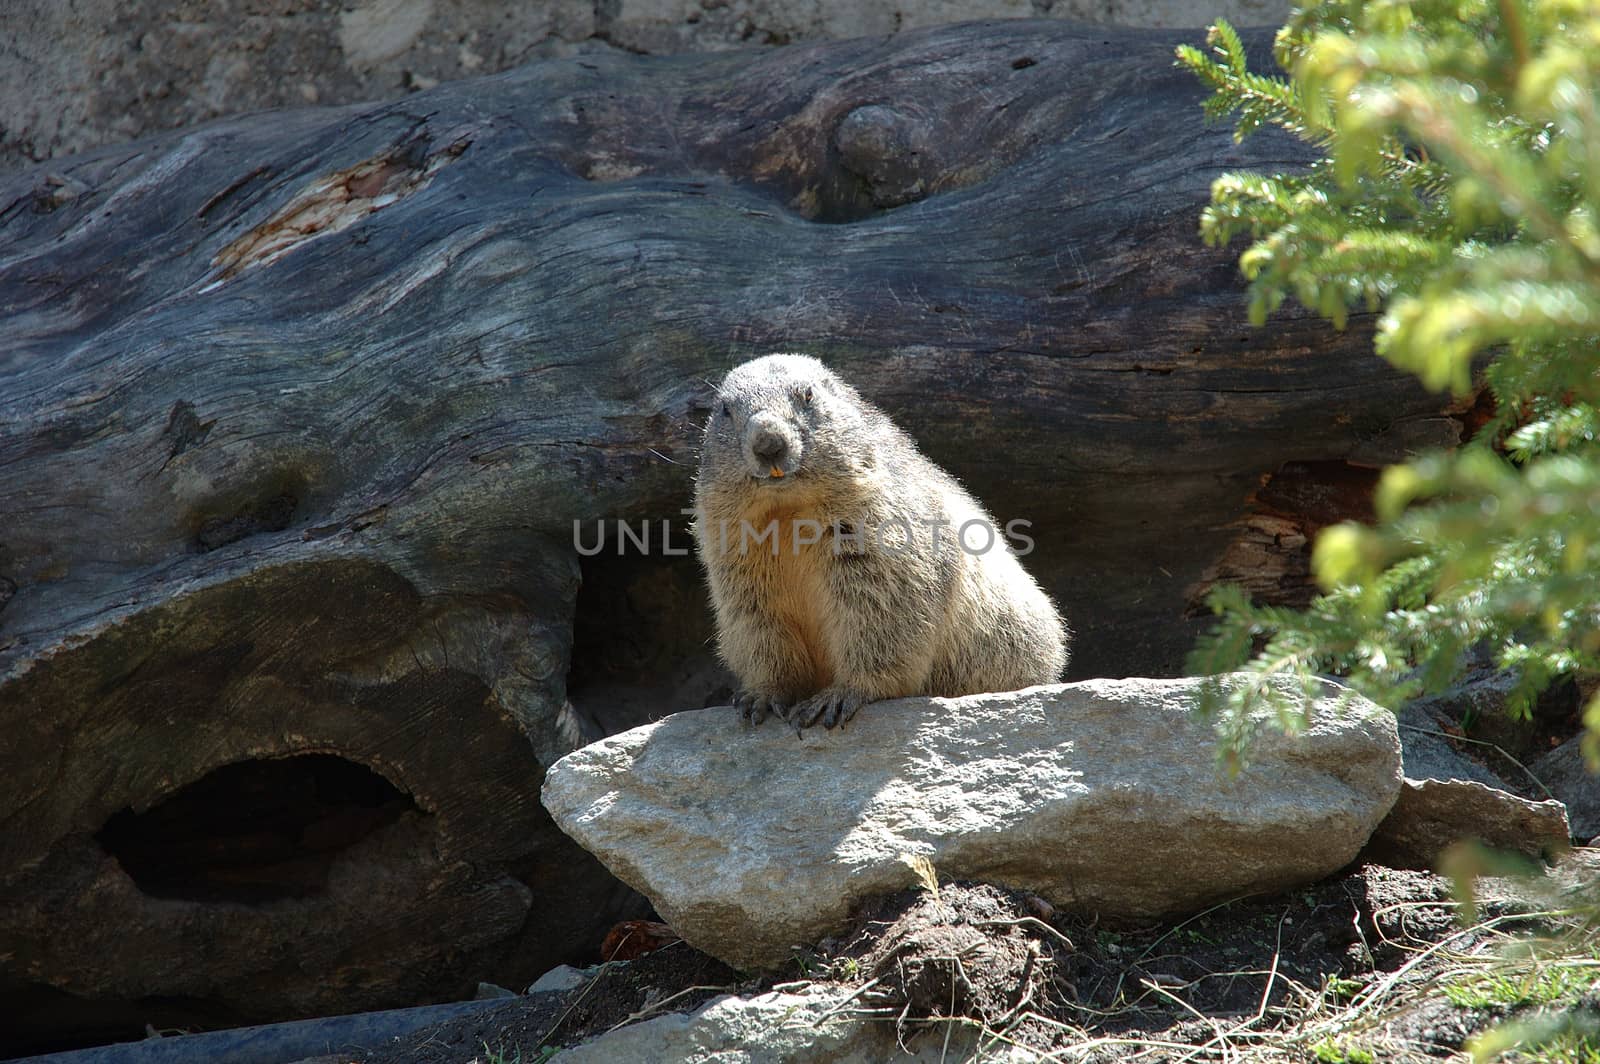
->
[
  {"left": 791, "top": 687, "right": 870, "bottom": 731},
  {"left": 735, "top": 691, "right": 787, "bottom": 726}
]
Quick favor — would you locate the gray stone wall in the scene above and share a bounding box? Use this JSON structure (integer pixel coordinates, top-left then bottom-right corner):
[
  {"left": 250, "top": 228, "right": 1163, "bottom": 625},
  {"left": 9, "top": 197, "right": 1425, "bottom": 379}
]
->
[{"left": 0, "top": 0, "right": 1291, "bottom": 174}]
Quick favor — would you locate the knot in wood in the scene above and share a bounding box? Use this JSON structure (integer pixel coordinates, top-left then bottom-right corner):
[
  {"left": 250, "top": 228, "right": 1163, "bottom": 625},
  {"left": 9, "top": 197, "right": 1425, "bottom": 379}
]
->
[{"left": 833, "top": 104, "right": 930, "bottom": 208}]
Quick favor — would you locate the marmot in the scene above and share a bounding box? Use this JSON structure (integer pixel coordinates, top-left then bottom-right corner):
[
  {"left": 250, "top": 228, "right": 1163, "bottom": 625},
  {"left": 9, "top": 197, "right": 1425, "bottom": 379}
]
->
[{"left": 693, "top": 353, "right": 1068, "bottom": 730}]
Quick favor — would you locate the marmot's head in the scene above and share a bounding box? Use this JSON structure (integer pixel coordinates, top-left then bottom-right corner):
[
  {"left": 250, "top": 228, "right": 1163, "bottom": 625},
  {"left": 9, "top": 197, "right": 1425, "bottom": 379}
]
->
[{"left": 699, "top": 353, "right": 870, "bottom": 491}]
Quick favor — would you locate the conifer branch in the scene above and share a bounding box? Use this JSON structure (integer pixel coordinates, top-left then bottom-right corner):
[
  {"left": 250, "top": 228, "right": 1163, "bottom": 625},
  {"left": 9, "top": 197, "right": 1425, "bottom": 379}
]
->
[{"left": 1175, "top": 3, "right": 1600, "bottom": 754}]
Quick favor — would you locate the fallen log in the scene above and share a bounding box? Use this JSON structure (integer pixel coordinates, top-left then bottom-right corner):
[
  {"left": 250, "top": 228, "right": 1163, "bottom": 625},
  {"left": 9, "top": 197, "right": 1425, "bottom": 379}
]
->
[
  {"left": 0, "top": 19, "right": 1464, "bottom": 1051},
  {"left": 11, "top": 998, "right": 507, "bottom": 1064}
]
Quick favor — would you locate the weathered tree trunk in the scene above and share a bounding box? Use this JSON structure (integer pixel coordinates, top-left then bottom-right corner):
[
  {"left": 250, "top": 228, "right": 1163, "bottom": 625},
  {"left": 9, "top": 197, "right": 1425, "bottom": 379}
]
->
[{"left": 0, "top": 19, "right": 1465, "bottom": 1051}]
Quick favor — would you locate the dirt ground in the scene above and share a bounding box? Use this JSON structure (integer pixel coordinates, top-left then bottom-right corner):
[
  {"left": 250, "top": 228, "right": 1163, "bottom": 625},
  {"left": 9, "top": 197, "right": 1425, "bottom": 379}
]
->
[{"left": 348, "top": 857, "right": 1596, "bottom": 1063}]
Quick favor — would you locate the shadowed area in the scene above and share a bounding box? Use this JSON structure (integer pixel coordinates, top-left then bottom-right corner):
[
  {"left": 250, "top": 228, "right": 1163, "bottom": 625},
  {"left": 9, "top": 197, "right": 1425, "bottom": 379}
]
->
[{"left": 97, "top": 754, "right": 418, "bottom": 904}]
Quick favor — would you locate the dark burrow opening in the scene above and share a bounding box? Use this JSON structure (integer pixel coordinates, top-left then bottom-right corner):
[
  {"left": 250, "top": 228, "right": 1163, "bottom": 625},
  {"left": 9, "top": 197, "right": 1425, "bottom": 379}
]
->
[{"left": 96, "top": 754, "right": 417, "bottom": 904}]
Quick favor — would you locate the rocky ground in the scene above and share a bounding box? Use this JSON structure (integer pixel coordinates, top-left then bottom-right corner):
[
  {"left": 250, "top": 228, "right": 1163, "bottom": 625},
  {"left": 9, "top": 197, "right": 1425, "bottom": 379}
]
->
[
  {"left": 347, "top": 858, "right": 1598, "bottom": 1063},
  {"left": 322, "top": 673, "right": 1600, "bottom": 1063}
]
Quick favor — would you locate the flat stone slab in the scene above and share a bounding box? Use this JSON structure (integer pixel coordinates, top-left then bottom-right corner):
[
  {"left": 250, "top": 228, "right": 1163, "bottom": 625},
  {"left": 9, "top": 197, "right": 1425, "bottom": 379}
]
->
[
  {"left": 1365, "top": 777, "right": 1572, "bottom": 869},
  {"left": 542, "top": 676, "right": 1403, "bottom": 969}
]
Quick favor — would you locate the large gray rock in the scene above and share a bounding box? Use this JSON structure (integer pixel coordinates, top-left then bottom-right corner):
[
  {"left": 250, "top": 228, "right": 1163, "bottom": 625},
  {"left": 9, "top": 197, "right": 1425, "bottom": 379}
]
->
[{"left": 542, "top": 676, "right": 1402, "bottom": 970}]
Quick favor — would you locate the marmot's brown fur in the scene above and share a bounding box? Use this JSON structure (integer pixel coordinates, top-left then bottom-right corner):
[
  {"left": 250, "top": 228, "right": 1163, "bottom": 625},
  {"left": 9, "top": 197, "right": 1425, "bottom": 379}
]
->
[{"left": 693, "top": 354, "right": 1068, "bottom": 730}]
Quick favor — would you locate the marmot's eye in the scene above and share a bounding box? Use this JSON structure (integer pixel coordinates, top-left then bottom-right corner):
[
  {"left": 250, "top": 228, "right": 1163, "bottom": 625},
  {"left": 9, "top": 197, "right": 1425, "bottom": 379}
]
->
[
  {"left": 802, "top": 387, "right": 814, "bottom": 405},
  {"left": 721, "top": 402, "right": 731, "bottom": 417}
]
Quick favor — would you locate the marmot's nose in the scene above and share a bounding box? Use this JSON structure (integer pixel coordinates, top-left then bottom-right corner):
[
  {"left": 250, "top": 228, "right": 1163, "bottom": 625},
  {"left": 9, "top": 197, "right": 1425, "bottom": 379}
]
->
[{"left": 751, "top": 429, "right": 789, "bottom": 465}]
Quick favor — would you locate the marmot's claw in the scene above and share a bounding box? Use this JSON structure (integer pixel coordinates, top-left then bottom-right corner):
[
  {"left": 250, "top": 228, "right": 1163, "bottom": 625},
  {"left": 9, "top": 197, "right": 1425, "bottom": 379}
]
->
[
  {"left": 791, "top": 688, "right": 869, "bottom": 731},
  {"left": 736, "top": 691, "right": 783, "bottom": 725},
  {"left": 825, "top": 692, "right": 866, "bottom": 728},
  {"left": 792, "top": 695, "right": 827, "bottom": 730}
]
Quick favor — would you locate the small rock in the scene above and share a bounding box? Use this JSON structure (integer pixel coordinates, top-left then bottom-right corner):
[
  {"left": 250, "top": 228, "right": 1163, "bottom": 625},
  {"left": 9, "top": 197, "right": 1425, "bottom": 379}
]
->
[
  {"left": 549, "top": 983, "right": 1039, "bottom": 1063},
  {"left": 529, "top": 964, "right": 592, "bottom": 995},
  {"left": 1364, "top": 778, "right": 1571, "bottom": 869},
  {"left": 474, "top": 981, "right": 518, "bottom": 999},
  {"left": 1532, "top": 737, "right": 1600, "bottom": 843},
  {"left": 542, "top": 676, "right": 1401, "bottom": 970}
]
